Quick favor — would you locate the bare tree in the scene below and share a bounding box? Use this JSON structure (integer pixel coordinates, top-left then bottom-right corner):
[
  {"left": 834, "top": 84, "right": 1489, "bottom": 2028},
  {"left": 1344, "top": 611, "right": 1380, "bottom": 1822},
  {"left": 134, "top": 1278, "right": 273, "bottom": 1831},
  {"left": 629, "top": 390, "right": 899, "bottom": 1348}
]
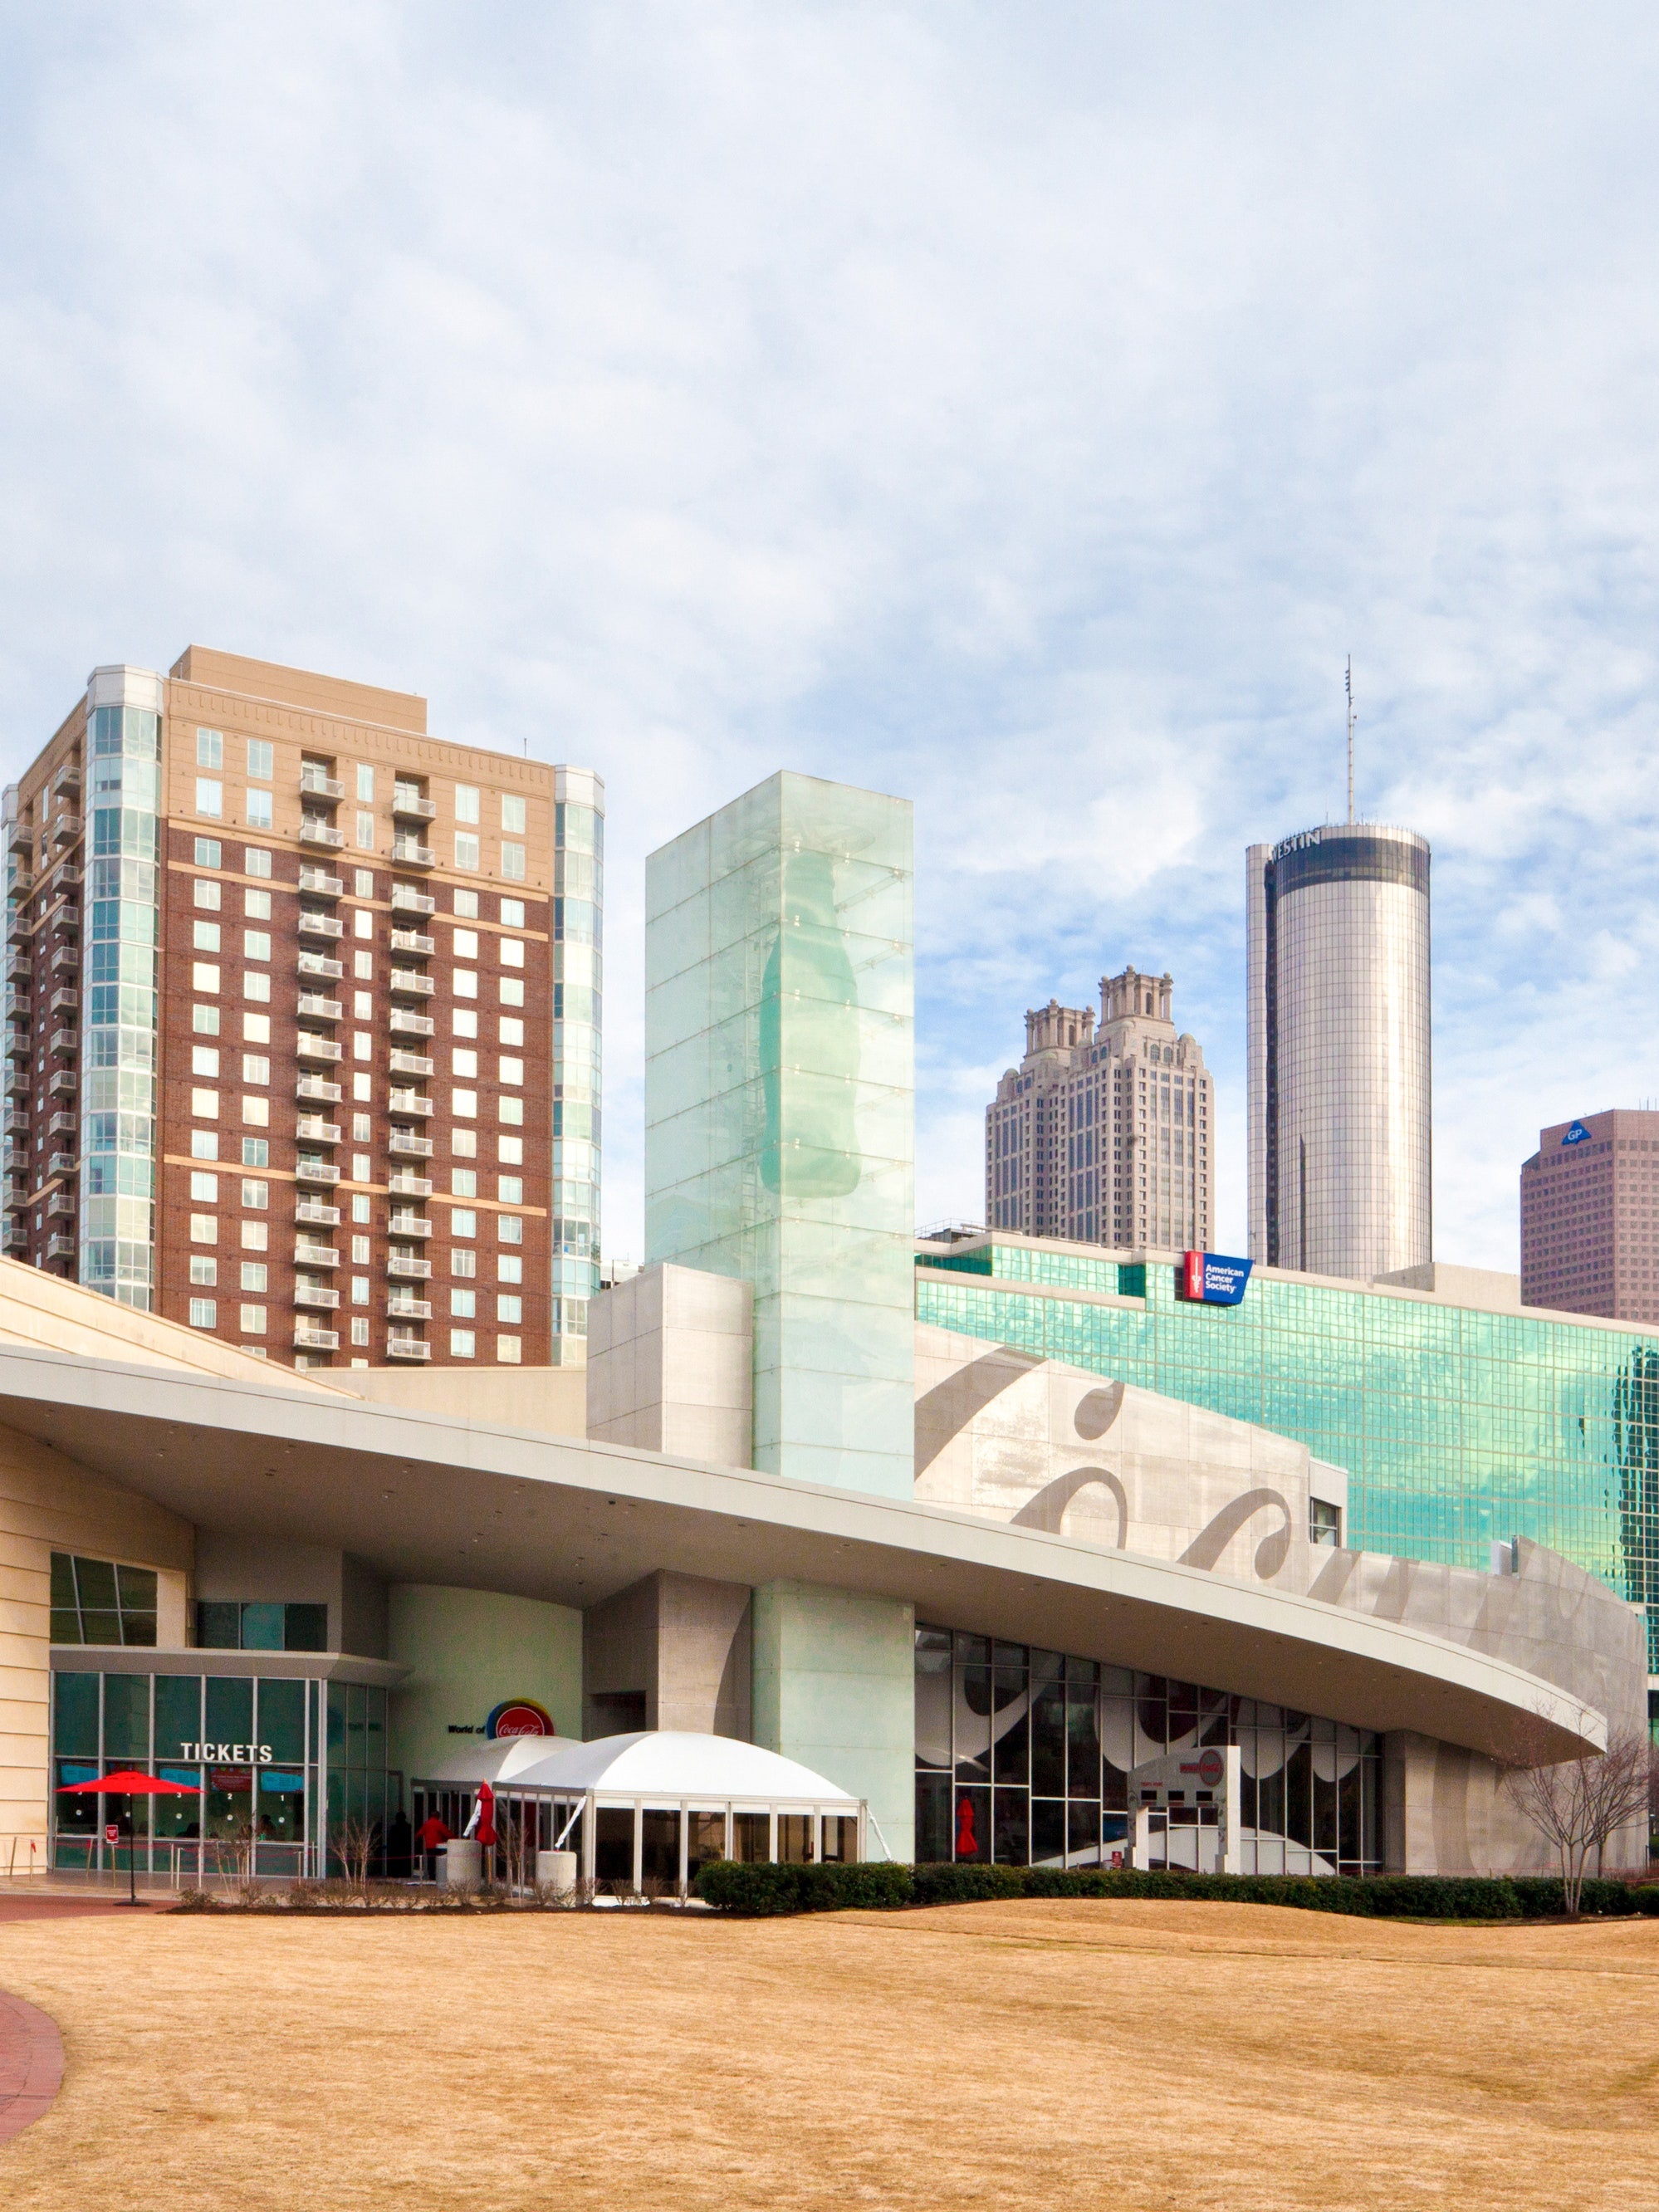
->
[
  {"left": 330, "top": 1815, "right": 378, "bottom": 1893},
  {"left": 1500, "top": 1720, "right": 1657, "bottom": 1915}
]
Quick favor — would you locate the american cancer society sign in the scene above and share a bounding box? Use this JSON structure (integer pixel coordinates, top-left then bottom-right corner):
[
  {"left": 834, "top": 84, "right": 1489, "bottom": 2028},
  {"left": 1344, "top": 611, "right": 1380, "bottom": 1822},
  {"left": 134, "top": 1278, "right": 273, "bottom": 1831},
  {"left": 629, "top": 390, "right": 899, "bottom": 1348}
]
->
[{"left": 1181, "top": 1250, "right": 1253, "bottom": 1305}]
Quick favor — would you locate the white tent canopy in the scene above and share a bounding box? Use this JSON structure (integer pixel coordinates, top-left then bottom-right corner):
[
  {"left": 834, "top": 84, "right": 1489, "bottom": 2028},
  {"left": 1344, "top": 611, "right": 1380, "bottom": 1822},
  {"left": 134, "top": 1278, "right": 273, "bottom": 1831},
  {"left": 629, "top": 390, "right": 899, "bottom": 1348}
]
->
[{"left": 423, "top": 1730, "right": 859, "bottom": 1806}]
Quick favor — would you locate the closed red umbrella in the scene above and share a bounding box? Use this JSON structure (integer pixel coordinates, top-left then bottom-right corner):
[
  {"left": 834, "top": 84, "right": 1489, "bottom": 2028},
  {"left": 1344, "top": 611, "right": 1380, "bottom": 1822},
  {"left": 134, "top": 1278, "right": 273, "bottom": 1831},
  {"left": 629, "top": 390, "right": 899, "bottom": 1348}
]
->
[{"left": 60, "top": 1769, "right": 201, "bottom": 1906}]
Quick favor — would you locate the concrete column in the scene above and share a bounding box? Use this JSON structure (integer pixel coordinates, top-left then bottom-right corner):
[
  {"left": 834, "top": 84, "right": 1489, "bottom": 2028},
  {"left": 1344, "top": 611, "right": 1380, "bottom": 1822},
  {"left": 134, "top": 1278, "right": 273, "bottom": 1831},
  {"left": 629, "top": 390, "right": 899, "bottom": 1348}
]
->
[{"left": 751, "top": 1579, "right": 914, "bottom": 1861}]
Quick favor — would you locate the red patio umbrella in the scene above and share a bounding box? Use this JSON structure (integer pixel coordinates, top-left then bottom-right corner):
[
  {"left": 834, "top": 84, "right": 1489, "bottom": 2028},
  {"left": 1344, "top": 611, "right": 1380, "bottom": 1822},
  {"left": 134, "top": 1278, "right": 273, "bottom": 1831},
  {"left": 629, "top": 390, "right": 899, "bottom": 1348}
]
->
[{"left": 60, "top": 1769, "right": 201, "bottom": 1906}]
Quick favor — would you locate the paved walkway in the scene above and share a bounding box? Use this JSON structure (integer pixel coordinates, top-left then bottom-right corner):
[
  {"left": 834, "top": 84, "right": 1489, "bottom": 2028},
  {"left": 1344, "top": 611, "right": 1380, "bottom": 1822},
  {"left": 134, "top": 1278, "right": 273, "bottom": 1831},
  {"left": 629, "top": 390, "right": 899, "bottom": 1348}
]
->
[{"left": 0, "top": 1989, "right": 63, "bottom": 2143}]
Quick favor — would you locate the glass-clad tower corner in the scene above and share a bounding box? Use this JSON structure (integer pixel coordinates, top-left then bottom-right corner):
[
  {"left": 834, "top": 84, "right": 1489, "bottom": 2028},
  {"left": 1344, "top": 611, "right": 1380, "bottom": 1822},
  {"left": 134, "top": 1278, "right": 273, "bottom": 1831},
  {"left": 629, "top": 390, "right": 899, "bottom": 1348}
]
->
[
  {"left": 1247, "top": 822, "right": 1431, "bottom": 1282},
  {"left": 551, "top": 767, "right": 604, "bottom": 1360}
]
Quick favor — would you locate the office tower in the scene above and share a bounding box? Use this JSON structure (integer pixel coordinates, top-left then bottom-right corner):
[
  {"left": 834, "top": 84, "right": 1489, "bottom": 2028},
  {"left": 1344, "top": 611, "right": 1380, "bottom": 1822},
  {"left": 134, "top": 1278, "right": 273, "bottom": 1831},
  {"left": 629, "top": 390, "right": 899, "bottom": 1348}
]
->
[
  {"left": 2, "top": 648, "right": 603, "bottom": 1370},
  {"left": 985, "top": 967, "right": 1215, "bottom": 1252},
  {"left": 644, "top": 771, "right": 914, "bottom": 1497},
  {"left": 1246, "top": 823, "right": 1431, "bottom": 1280},
  {"left": 1520, "top": 1109, "right": 1659, "bottom": 1323}
]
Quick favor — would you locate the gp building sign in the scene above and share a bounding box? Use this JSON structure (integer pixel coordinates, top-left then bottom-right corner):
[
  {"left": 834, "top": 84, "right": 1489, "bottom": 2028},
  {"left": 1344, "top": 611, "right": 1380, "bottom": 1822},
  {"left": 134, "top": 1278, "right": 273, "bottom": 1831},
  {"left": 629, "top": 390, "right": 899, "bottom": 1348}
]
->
[{"left": 1180, "top": 1251, "right": 1253, "bottom": 1306}]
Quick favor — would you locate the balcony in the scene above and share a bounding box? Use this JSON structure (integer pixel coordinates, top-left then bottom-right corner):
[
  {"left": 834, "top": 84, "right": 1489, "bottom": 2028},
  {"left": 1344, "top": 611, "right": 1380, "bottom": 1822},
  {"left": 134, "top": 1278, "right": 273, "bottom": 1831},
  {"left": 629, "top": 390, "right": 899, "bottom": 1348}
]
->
[
  {"left": 2, "top": 1225, "right": 27, "bottom": 1253},
  {"left": 5, "top": 1032, "right": 27, "bottom": 1064},
  {"left": 389, "top": 885, "right": 435, "bottom": 916},
  {"left": 48, "top": 1071, "right": 76, "bottom": 1098},
  {"left": 3, "top": 1148, "right": 27, "bottom": 1174},
  {"left": 389, "top": 928, "right": 434, "bottom": 957},
  {"left": 390, "top": 839, "right": 434, "bottom": 869},
  {"left": 296, "top": 1032, "right": 343, "bottom": 1063},
  {"left": 386, "top": 1294, "right": 432, "bottom": 1320},
  {"left": 7, "top": 822, "right": 32, "bottom": 854},
  {"left": 387, "top": 1253, "right": 432, "bottom": 1281},
  {"left": 389, "top": 970, "right": 434, "bottom": 999},
  {"left": 389, "top": 1211, "right": 432, "bottom": 1239},
  {"left": 52, "top": 816, "right": 82, "bottom": 844},
  {"left": 299, "top": 770, "right": 344, "bottom": 800},
  {"left": 50, "top": 1029, "right": 76, "bottom": 1056},
  {"left": 388, "top": 1009, "right": 434, "bottom": 1038},
  {"left": 7, "top": 910, "right": 30, "bottom": 945},
  {"left": 50, "top": 943, "right": 77, "bottom": 973},
  {"left": 297, "top": 911, "right": 345, "bottom": 940},
  {"left": 392, "top": 788, "right": 438, "bottom": 822},
  {"left": 8, "top": 871, "right": 32, "bottom": 896},
  {"left": 294, "top": 1157, "right": 341, "bottom": 1187},
  {"left": 47, "top": 1150, "right": 76, "bottom": 1177},
  {"left": 293, "top": 1324, "right": 340, "bottom": 1352},
  {"left": 5, "top": 1069, "right": 29, "bottom": 1101},
  {"left": 386, "top": 1172, "right": 432, "bottom": 1197},
  {"left": 296, "top": 1074, "right": 342, "bottom": 1104},
  {"left": 48, "top": 1111, "right": 76, "bottom": 1138},
  {"left": 49, "top": 986, "right": 77, "bottom": 1015},
  {"left": 295, "top": 1115, "right": 340, "bottom": 1145},
  {"left": 46, "top": 1233, "right": 76, "bottom": 1260},
  {"left": 389, "top": 1089, "right": 433, "bottom": 1118},
  {"left": 296, "top": 951, "right": 345, "bottom": 981},
  {"left": 6, "top": 995, "right": 30, "bottom": 1020},
  {"left": 388, "top": 1050, "right": 433, "bottom": 1078},
  {"left": 386, "top": 1334, "right": 431, "bottom": 1361},
  {"left": 52, "top": 761, "right": 80, "bottom": 795},
  {"left": 295, "top": 1241, "right": 340, "bottom": 1268},
  {"left": 298, "top": 868, "right": 343, "bottom": 898},
  {"left": 294, "top": 1198, "right": 340, "bottom": 1227},
  {"left": 293, "top": 1280, "right": 340, "bottom": 1309},
  {"left": 46, "top": 1190, "right": 73, "bottom": 1219},
  {"left": 299, "top": 818, "right": 345, "bottom": 849},
  {"left": 297, "top": 992, "right": 342, "bottom": 1021},
  {"left": 387, "top": 1131, "right": 433, "bottom": 1159},
  {"left": 56, "top": 864, "right": 81, "bottom": 888}
]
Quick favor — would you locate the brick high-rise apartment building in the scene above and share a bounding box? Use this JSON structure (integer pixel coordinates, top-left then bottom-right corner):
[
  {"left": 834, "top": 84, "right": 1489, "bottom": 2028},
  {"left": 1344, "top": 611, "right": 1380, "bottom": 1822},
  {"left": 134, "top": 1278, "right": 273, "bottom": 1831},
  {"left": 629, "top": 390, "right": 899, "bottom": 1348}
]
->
[
  {"left": 2, "top": 649, "right": 603, "bottom": 1372},
  {"left": 986, "top": 967, "right": 1215, "bottom": 1250},
  {"left": 1520, "top": 1108, "right": 1659, "bottom": 1324}
]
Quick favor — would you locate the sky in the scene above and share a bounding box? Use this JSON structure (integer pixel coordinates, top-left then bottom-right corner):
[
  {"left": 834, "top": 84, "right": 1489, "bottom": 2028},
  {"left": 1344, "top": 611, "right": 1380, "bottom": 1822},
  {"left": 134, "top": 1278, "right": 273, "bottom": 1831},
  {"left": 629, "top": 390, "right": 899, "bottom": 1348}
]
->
[{"left": 4, "top": 4, "right": 1659, "bottom": 1270}]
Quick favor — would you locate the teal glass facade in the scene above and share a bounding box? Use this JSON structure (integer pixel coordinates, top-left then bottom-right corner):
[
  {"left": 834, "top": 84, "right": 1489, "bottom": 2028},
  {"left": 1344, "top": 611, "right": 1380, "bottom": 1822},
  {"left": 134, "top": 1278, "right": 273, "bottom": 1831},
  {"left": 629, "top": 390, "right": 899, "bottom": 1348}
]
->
[
  {"left": 646, "top": 771, "right": 914, "bottom": 1495},
  {"left": 551, "top": 769, "right": 604, "bottom": 1358},
  {"left": 918, "top": 1243, "right": 1659, "bottom": 1669}
]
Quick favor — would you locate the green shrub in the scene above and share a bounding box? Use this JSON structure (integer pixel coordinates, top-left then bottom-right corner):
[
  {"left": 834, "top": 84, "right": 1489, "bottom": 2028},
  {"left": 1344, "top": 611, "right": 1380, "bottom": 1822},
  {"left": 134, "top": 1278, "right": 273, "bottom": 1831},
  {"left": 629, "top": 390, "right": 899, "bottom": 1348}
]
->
[
  {"left": 909, "top": 1862, "right": 1029, "bottom": 1905},
  {"left": 1631, "top": 1884, "right": 1659, "bottom": 1916},
  {"left": 694, "top": 1860, "right": 915, "bottom": 1914}
]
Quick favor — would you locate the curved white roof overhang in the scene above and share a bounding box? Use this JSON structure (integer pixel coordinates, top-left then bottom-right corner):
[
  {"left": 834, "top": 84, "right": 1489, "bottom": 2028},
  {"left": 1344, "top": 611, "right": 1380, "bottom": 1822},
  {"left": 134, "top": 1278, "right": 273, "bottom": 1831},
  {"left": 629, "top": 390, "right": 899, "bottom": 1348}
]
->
[{"left": 0, "top": 1341, "right": 1604, "bottom": 1767}]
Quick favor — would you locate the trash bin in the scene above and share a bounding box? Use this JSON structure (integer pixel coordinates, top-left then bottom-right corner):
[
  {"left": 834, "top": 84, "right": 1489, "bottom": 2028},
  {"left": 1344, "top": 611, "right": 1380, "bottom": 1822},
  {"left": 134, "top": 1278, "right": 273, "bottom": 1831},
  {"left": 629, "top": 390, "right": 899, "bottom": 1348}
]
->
[
  {"left": 442, "top": 1838, "right": 482, "bottom": 1886},
  {"left": 536, "top": 1848, "right": 578, "bottom": 1894}
]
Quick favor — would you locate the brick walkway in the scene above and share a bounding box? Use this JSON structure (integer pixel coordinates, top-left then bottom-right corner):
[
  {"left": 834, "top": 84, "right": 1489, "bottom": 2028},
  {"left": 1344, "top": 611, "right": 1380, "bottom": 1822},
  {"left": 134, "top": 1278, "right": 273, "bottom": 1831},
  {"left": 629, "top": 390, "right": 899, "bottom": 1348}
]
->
[{"left": 0, "top": 1989, "right": 63, "bottom": 2143}]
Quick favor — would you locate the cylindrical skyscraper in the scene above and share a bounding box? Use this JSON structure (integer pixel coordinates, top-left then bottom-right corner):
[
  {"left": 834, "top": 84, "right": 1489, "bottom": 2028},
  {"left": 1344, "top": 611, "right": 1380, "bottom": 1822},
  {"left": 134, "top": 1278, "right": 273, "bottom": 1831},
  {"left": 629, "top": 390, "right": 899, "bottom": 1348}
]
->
[{"left": 1246, "top": 822, "right": 1431, "bottom": 1281}]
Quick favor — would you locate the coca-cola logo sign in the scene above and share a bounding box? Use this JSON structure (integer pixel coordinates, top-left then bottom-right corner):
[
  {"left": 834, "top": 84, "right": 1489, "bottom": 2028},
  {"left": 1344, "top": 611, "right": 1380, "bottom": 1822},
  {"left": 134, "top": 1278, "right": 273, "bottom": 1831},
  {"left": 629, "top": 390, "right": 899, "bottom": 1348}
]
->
[
  {"left": 1197, "top": 1748, "right": 1225, "bottom": 1789},
  {"left": 485, "top": 1699, "right": 555, "bottom": 1740}
]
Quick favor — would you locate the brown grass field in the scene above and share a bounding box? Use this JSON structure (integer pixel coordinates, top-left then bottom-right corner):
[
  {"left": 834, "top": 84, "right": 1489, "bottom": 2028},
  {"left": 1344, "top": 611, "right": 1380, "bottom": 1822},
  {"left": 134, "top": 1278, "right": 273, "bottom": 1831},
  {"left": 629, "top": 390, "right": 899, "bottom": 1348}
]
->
[{"left": 2, "top": 1897, "right": 1657, "bottom": 2210}]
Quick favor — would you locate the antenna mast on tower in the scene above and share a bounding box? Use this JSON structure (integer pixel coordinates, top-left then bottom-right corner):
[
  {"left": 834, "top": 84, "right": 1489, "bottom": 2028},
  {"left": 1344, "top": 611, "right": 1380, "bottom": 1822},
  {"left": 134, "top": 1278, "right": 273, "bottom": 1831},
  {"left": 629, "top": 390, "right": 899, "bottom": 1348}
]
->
[{"left": 1345, "top": 656, "right": 1355, "bottom": 823}]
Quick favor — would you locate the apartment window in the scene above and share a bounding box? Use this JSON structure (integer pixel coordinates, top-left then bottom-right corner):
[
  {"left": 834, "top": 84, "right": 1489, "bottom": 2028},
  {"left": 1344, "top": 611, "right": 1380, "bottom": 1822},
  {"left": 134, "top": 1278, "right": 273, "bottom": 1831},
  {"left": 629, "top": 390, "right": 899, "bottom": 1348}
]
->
[
  {"left": 356, "top": 765, "right": 374, "bottom": 801},
  {"left": 351, "top": 1318, "right": 370, "bottom": 1347},
  {"left": 497, "top": 1295, "right": 522, "bottom": 1325},
  {"left": 242, "top": 1179, "right": 269, "bottom": 1209},
  {"left": 240, "top": 1304, "right": 266, "bottom": 1335},
  {"left": 497, "top": 1255, "right": 522, "bottom": 1285},
  {"left": 244, "top": 848, "right": 272, "bottom": 878},
  {"left": 500, "top": 978, "right": 524, "bottom": 1007},
  {"left": 244, "top": 930, "right": 271, "bottom": 961},
  {"left": 196, "top": 730, "right": 223, "bottom": 769},
  {"left": 244, "top": 971, "right": 272, "bottom": 1003},
  {"left": 355, "top": 869, "right": 374, "bottom": 897},
  {"left": 350, "top": 1236, "right": 370, "bottom": 1265},
  {"left": 501, "top": 844, "right": 526, "bottom": 880},
  {"left": 454, "top": 929, "right": 479, "bottom": 960},
  {"left": 453, "top": 1089, "right": 477, "bottom": 1118},
  {"left": 242, "top": 1055, "right": 270, "bottom": 1086},
  {"left": 240, "top": 1221, "right": 267, "bottom": 1250},
  {"left": 500, "top": 938, "right": 526, "bottom": 968},
  {"left": 452, "top": 1250, "right": 477, "bottom": 1278},
  {"left": 353, "top": 1033, "right": 370, "bottom": 1060},
  {"left": 355, "top": 952, "right": 372, "bottom": 980},
  {"left": 190, "top": 1172, "right": 218, "bottom": 1202},
  {"left": 352, "top": 1113, "right": 371, "bottom": 1143},
  {"left": 498, "top": 1216, "right": 523, "bottom": 1245},
  {"left": 192, "top": 1046, "right": 220, "bottom": 1078},
  {"left": 189, "top": 1255, "right": 218, "bottom": 1286},
  {"left": 499, "top": 1057, "right": 523, "bottom": 1087},
  {"left": 247, "top": 790, "right": 274, "bottom": 830},
  {"left": 244, "top": 887, "right": 272, "bottom": 919},
  {"left": 196, "top": 780, "right": 223, "bottom": 819},
  {"left": 189, "top": 1213, "right": 217, "bottom": 1244},
  {"left": 351, "top": 1277, "right": 369, "bottom": 1304},
  {"left": 353, "top": 1152, "right": 371, "bottom": 1179},
  {"left": 354, "top": 991, "right": 372, "bottom": 1017},
  {"left": 498, "top": 1136, "right": 523, "bottom": 1165},
  {"left": 356, "top": 812, "right": 374, "bottom": 849},
  {"left": 192, "top": 1006, "right": 220, "bottom": 1035},
  {"left": 352, "top": 1195, "right": 371, "bottom": 1225},
  {"left": 451, "top": 1289, "right": 477, "bottom": 1319},
  {"left": 353, "top": 909, "right": 373, "bottom": 939},
  {"left": 498, "top": 1097, "right": 523, "bottom": 1125},
  {"left": 194, "top": 838, "right": 222, "bottom": 868},
  {"left": 453, "top": 1128, "right": 477, "bottom": 1157},
  {"left": 452, "top": 1170, "right": 477, "bottom": 1197},
  {"left": 353, "top": 1075, "right": 370, "bottom": 1104},
  {"left": 455, "top": 785, "right": 481, "bottom": 825},
  {"left": 193, "top": 921, "right": 221, "bottom": 953},
  {"left": 455, "top": 970, "right": 477, "bottom": 999},
  {"left": 500, "top": 1017, "right": 524, "bottom": 1046},
  {"left": 453, "top": 1009, "right": 478, "bottom": 1039},
  {"left": 452, "top": 1210, "right": 477, "bottom": 1239},
  {"left": 450, "top": 1330, "right": 476, "bottom": 1359},
  {"left": 500, "top": 795, "right": 526, "bottom": 834},
  {"left": 454, "top": 833, "right": 480, "bottom": 871},
  {"left": 498, "top": 1176, "right": 523, "bottom": 1204},
  {"left": 188, "top": 1299, "right": 217, "bottom": 1329},
  {"left": 191, "top": 1132, "right": 218, "bottom": 1160},
  {"left": 452, "top": 1049, "right": 478, "bottom": 1079},
  {"left": 453, "top": 888, "right": 479, "bottom": 919},
  {"left": 245, "top": 738, "right": 274, "bottom": 781},
  {"left": 500, "top": 898, "right": 525, "bottom": 928},
  {"left": 497, "top": 1338, "right": 521, "bottom": 1365},
  {"left": 242, "top": 1012, "right": 270, "bottom": 1044},
  {"left": 193, "top": 879, "right": 222, "bottom": 910}
]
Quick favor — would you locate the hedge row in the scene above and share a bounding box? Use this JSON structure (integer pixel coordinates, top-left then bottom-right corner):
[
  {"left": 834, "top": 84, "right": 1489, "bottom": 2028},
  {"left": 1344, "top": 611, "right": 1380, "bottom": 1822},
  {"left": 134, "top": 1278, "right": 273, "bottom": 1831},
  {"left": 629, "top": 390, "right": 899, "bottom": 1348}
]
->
[{"left": 693, "top": 1859, "right": 1659, "bottom": 1920}]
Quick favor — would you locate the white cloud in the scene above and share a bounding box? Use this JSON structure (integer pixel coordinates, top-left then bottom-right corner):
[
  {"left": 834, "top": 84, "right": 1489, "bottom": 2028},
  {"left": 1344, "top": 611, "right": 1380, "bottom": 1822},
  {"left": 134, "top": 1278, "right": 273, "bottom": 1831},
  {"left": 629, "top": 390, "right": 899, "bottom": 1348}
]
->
[{"left": 4, "top": 6, "right": 1659, "bottom": 1271}]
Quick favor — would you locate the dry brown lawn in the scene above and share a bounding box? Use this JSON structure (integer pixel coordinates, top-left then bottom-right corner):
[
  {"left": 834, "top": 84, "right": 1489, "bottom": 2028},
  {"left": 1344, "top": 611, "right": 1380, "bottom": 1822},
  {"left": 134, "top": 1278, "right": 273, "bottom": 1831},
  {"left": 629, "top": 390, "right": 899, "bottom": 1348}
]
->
[{"left": 2, "top": 1897, "right": 1657, "bottom": 2209}]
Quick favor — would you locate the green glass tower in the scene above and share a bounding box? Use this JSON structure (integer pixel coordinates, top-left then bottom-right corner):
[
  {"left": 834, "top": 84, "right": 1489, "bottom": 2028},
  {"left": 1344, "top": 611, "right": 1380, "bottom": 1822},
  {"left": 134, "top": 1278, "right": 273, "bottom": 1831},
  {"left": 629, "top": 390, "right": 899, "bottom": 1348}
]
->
[{"left": 645, "top": 771, "right": 914, "bottom": 1497}]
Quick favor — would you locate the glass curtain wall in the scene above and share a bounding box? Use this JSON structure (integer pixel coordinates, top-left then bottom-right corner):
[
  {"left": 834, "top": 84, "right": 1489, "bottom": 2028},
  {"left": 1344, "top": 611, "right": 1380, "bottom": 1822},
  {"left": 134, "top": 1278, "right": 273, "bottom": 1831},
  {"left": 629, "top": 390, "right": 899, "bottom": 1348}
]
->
[
  {"left": 914, "top": 1626, "right": 1382, "bottom": 1876},
  {"left": 80, "top": 692, "right": 160, "bottom": 1306},
  {"left": 551, "top": 767, "right": 604, "bottom": 1362}
]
